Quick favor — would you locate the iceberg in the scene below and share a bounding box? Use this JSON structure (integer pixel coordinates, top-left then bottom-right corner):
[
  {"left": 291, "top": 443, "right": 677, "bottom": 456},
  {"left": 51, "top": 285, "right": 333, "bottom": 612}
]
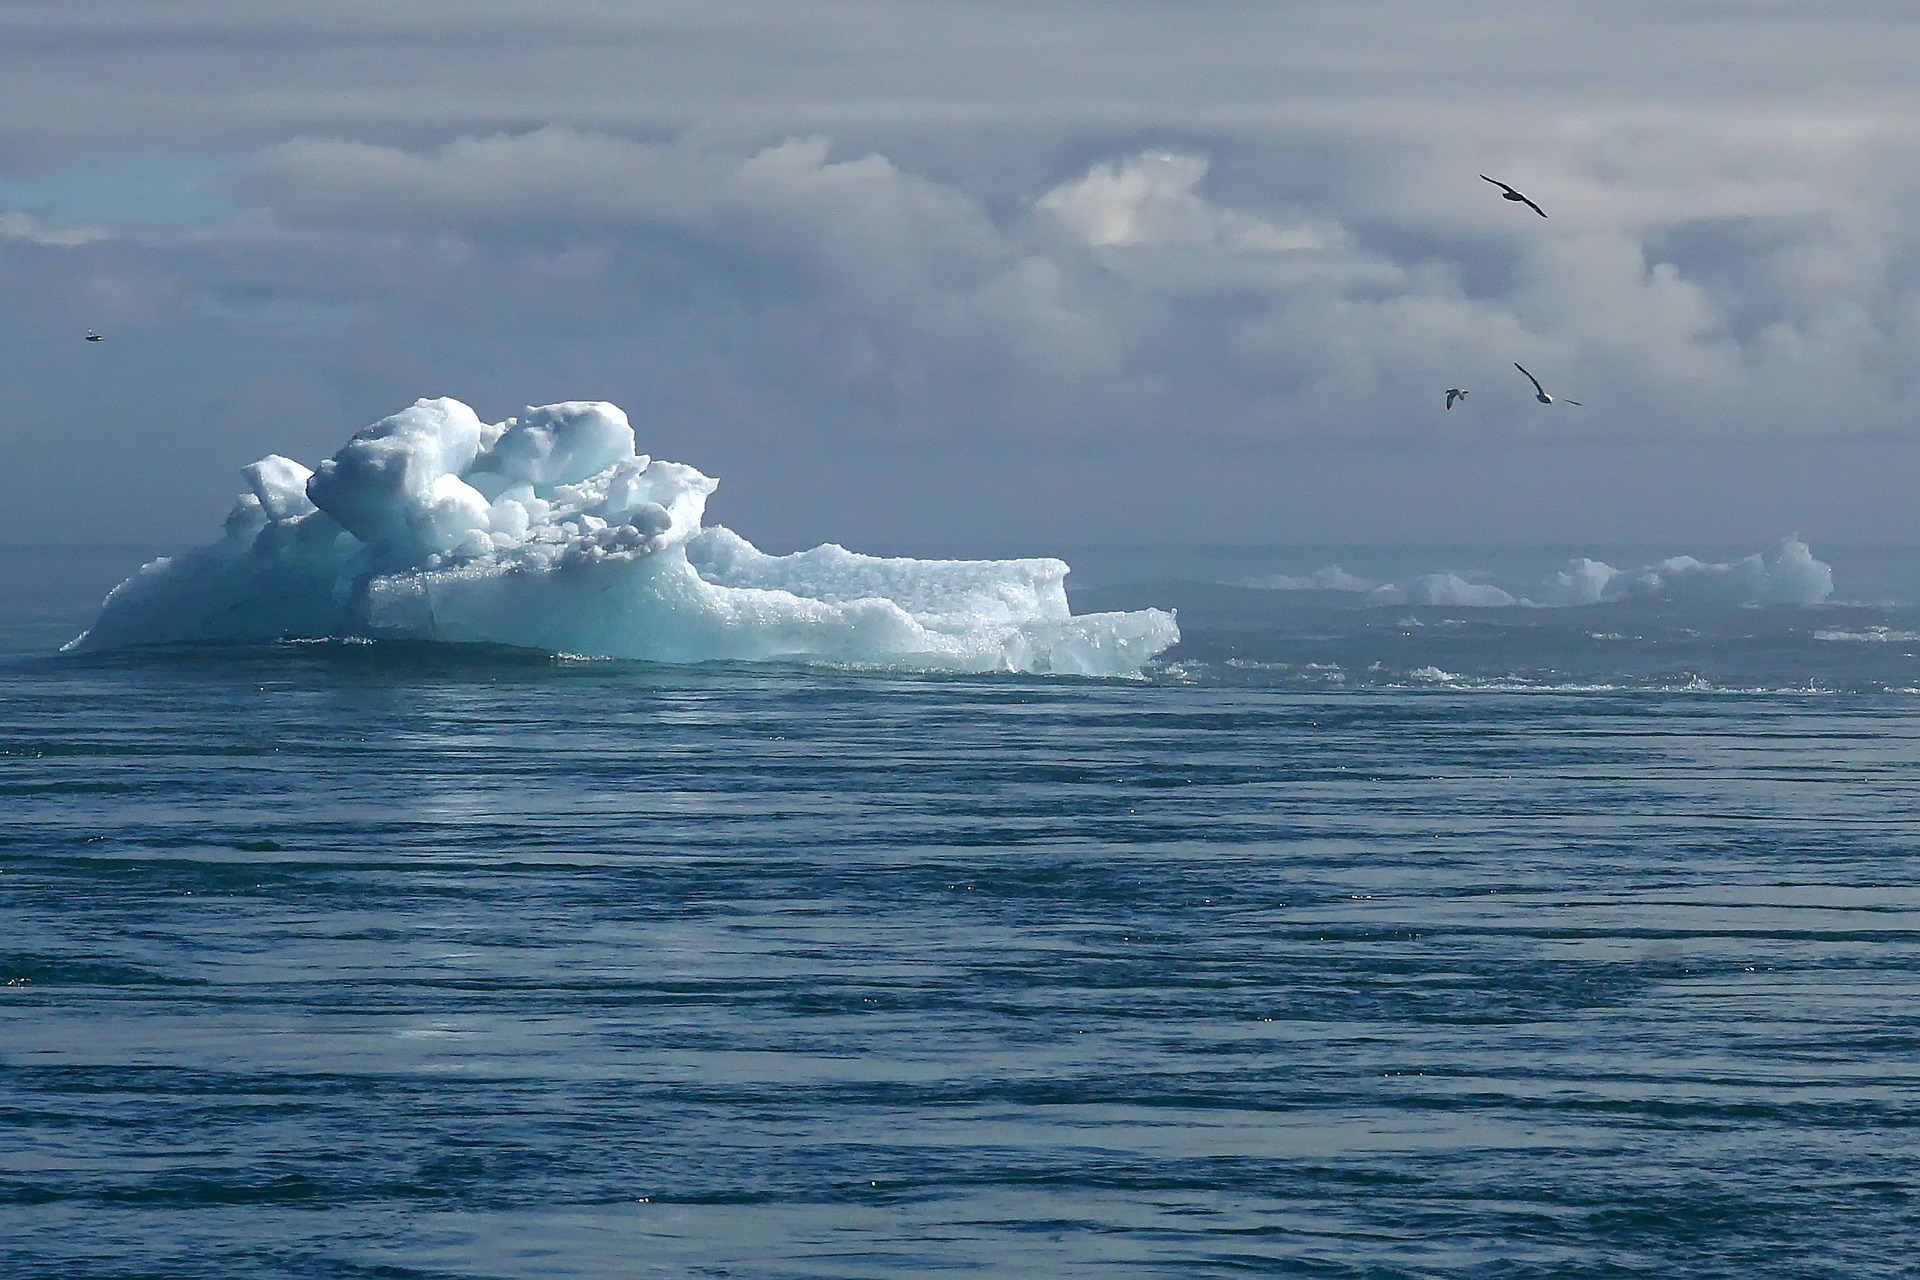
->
[
  {"left": 1243, "top": 538, "right": 1832, "bottom": 609},
  {"left": 1532, "top": 538, "right": 1833, "bottom": 607},
  {"left": 67, "top": 398, "right": 1179, "bottom": 676}
]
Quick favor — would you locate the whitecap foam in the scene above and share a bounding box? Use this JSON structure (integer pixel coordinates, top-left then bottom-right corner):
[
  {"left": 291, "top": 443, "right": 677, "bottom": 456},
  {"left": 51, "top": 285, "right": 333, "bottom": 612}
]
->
[{"left": 67, "top": 397, "right": 1178, "bottom": 675}]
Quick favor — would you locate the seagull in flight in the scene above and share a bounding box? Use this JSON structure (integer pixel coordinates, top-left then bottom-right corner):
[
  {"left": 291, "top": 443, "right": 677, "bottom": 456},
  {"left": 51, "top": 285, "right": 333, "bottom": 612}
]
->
[
  {"left": 85, "top": 330, "right": 103, "bottom": 342},
  {"left": 1481, "top": 174, "right": 1547, "bottom": 218},
  {"left": 1445, "top": 388, "right": 1468, "bottom": 410},
  {"left": 1514, "top": 363, "right": 1579, "bottom": 405}
]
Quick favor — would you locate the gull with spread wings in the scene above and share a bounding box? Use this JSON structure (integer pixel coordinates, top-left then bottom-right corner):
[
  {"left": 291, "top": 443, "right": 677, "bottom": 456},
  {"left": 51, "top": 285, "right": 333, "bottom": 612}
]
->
[
  {"left": 1514, "top": 363, "right": 1579, "bottom": 406},
  {"left": 1481, "top": 174, "right": 1547, "bottom": 218}
]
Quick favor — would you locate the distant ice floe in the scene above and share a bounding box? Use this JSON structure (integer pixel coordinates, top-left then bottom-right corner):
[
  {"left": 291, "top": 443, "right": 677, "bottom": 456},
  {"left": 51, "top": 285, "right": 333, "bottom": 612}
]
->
[
  {"left": 1244, "top": 537, "right": 1833, "bottom": 608},
  {"left": 68, "top": 397, "right": 1178, "bottom": 675}
]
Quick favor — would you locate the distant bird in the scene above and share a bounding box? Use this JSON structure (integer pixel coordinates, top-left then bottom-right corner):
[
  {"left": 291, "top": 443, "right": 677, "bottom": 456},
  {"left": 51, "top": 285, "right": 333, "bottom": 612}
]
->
[
  {"left": 85, "top": 330, "right": 103, "bottom": 342},
  {"left": 1445, "top": 388, "right": 1468, "bottom": 410},
  {"left": 1514, "top": 363, "right": 1580, "bottom": 405},
  {"left": 1480, "top": 174, "right": 1547, "bottom": 218}
]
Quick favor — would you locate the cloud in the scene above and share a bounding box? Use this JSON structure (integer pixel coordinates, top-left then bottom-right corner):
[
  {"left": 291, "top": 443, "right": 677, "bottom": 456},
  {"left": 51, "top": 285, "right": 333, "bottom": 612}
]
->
[
  {"left": 11, "top": 3, "right": 1920, "bottom": 545},
  {"left": 0, "top": 210, "right": 108, "bottom": 247},
  {"left": 20, "top": 124, "right": 1920, "bottom": 458},
  {"left": 1038, "top": 152, "right": 1326, "bottom": 253},
  {"left": 211, "top": 131, "right": 1145, "bottom": 444},
  {"left": 248, "top": 130, "right": 715, "bottom": 229}
]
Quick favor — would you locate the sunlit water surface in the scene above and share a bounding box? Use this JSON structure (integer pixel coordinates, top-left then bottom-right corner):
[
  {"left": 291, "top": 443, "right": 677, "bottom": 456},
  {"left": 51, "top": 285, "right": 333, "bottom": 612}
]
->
[{"left": 5, "top": 545, "right": 1919, "bottom": 1278}]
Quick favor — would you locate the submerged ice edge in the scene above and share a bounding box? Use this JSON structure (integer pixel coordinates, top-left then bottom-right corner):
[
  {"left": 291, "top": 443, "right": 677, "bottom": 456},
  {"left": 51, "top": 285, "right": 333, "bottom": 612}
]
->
[
  {"left": 66, "top": 397, "right": 1179, "bottom": 676},
  {"left": 1241, "top": 536, "right": 1835, "bottom": 608}
]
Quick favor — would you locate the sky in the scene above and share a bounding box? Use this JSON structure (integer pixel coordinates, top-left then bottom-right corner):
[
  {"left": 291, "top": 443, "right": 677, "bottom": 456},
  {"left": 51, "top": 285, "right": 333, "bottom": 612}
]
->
[{"left": 6, "top": 0, "right": 1920, "bottom": 552}]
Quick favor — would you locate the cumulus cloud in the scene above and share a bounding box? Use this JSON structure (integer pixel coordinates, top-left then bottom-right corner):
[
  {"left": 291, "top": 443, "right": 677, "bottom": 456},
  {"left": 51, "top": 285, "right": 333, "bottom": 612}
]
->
[
  {"left": 227, "top": 130, "right": 1150, "bottom": 440},
  {"left": 1038, "top": 152, "right": 1327, "bottom": 253}
]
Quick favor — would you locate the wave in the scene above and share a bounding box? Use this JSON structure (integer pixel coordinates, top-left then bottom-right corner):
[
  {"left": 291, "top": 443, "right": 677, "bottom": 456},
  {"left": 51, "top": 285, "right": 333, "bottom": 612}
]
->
[
  {"left": 1242, "top": 537, "right": 1833, "bottom": 608},
  {"left": 66, "top": 398, "right": 1177, "bottom": 675}
]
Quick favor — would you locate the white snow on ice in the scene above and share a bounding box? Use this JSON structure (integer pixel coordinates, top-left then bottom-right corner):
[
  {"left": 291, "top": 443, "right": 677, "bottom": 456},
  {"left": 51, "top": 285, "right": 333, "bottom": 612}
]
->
[{"left": 68, "top": 397, "right": 1179, "bottom": 675}]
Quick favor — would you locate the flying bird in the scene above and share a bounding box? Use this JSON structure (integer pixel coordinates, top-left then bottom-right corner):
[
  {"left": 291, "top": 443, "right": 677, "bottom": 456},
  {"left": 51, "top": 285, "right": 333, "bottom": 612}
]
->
[
  {"left": 1514, "top": 363, "right": 1579, "bottom": 405},
  {"left": 85, "top": 330, "right": 103, "bottom": 342},
  {"left": 1445, "top": 388, "right": 1468, "bottom": 410},
  {"left": 1480, "top": 174, "right": 1547, "bottom": 218}
]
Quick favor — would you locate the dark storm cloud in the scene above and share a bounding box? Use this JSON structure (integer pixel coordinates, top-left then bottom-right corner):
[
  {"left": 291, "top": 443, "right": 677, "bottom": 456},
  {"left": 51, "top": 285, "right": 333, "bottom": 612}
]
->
[{"left": 7, "top": 2, "right": 1920, "bottom": 547}]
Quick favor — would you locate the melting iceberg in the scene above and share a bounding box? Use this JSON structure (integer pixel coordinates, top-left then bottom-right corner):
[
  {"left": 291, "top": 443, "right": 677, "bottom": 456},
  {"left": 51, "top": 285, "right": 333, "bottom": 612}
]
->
[{"left": 68, "top": 398, "right": 1178, "bottom": 675}]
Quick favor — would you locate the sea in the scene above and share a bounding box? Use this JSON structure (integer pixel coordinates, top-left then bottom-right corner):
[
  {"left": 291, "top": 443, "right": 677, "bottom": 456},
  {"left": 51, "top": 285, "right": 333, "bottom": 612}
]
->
[{"left": 5, "top": 542, "right": 1919, "bottom": 1278}]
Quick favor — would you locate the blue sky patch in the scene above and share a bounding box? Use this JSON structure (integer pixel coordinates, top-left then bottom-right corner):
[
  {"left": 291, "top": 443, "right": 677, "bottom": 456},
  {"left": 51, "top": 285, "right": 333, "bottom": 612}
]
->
[{"left": 0, "top": 155, "right": 239, "bottom": 227}]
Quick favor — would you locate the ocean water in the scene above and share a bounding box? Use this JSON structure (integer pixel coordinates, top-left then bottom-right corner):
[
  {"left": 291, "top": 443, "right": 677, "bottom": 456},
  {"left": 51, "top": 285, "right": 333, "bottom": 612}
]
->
[{"left": 5, "top": 543, "right": 1920, "bottom": 1278}]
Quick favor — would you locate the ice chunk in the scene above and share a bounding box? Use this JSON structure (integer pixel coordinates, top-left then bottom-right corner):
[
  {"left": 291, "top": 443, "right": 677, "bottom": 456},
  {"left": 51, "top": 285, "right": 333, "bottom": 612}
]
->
[
  {"left": 479, "top": 402, "right": 637, "bottom": 488},
  {"left": 1246, "top": 565, "right": 1380, "bottom": 593},
  {"left": 305, "top": 397, "right": 486, "bottom": 555},
  {"left": 1538, "top": 558, "right": 1618, "bottom": 607},
  {"left": 241, "top": 455, "right": 317, "bottom": 522},
  {"left": 1402, "top": 573, "right": 1517, "bottom": 608},
  {"left": 686, "top": 527, "right": 1073, "bottom": 628},
  {"left": 488, "top": 496, "right": 531, "bottom": 546},
  {"left": 420, "top": 472, "right": 493, "bottom": 556}
]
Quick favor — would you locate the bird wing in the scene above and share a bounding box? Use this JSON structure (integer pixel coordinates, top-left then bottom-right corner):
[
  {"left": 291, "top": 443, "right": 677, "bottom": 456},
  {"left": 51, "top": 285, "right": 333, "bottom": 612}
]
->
[
  {"left": 1514, "top": 363, "right": 1546, "bottom": 395},
  {"left": 1446, "top": 391, "right": 1457, "bottom": 409},
  {"left": 1480, "top": 174, "right": 1515, "bottom": 194},
  {"left": 1562, "top": 400, "right": 1582, "bottom": 406},
  {"left": 1518, "top": 193, "right": 1547, "bottom": 218}
]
